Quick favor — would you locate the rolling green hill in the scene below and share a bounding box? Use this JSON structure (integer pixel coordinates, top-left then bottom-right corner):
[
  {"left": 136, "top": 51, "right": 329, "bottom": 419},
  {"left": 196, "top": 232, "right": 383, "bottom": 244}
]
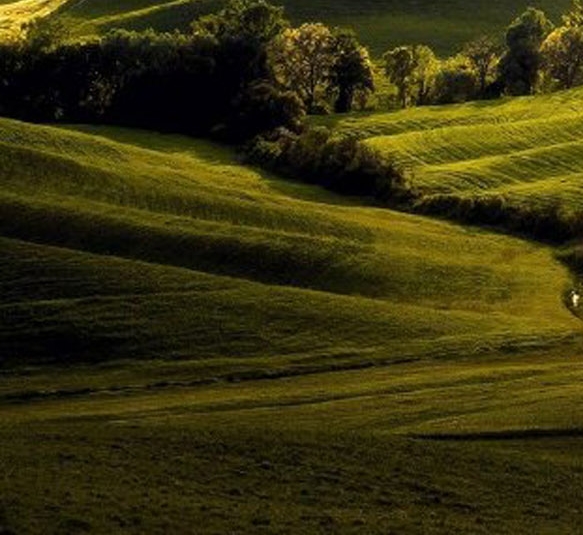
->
[
  {"left": 2, "top": 115, "right": 583, "bottom": 533},
  {"left": 318, "top": 86, "right": 583, "bottom": 227},
  {"left": 4, "top": 1, "right": 583, "bottom": 529},
  {"left": 0, "top": 117, "right": 577, "bottom": 369},
  {"left": 0, "top": 0, "right": 574, "bottom": 54},
  {"left": 54, "top": 0, "right": 572, "bottom": 55}
]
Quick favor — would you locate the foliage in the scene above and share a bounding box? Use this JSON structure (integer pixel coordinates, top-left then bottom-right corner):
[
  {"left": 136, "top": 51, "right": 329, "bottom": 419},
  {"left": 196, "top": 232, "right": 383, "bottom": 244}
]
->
[
  {"left": 541, "top": 2, "right": 583, "bottom": 89},
  {"left": 541, "top": 26, "right": 583, "bottom": 88},
  {"left": 499, "top": 7, "right": 553, "bottom": 95},
  {"left": 382, "top": 46, "right": 416, "bottom": 108},
  {"left": 416, "top": 193, "right": 579, "bottom": 242},
  {"left": 432, "top": 54, "right": 478, "bottom": 104},
  {"left": 411, "top": 45, "right": 438, "bottom": 105},
  {"left": 21, "top": 15, "right": 72, "bottom": 52},
  {"left": 328, "top": 28, "right": 374, "bottom": 112},
  {"left": 269, "top": 23, "right": 335, "bottom": 113},
  {"left": 0, "top": 5, "right": 305, "bottom": 141},
  {"left": 246, "top": 127, "right": 411, "bottom": 202},
  {"left": 382, "top": 45, "right": 438, "bottom": 108},
  {"left": 563, "top": 0, "right": 583, "bottom": 27},
  {"left": 191, "top": 0, "right": 288, "bottom": 44},
  {"left": 463, "top": 35, "right": 501, "bottom": 96}
]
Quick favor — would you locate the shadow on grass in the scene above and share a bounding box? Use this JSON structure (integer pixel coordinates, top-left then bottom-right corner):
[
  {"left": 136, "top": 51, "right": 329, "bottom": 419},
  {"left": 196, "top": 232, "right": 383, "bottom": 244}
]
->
[
  {"left": 415, "top": 427, "right": 583, "bottom": 441},
  {"left": 57, "top": 124, "right": 370, "bottom": 206}
]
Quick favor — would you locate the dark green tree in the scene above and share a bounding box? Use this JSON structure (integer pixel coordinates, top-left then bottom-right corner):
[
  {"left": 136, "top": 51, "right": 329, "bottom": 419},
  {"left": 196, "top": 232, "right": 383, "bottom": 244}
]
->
[
  {"left": 463, "top": 36, "right": 501, "bottom": 96},
  {"left": 383, "top": 45, "right": 437, "bottom": 108},
  {"left": 383, "top": 46, "right": 416, "bottom": 108},
  {"left": 563, "top": 0, "right": 583, "bottom": 27},
  {"left": 499, "top": 7, "right": 553, "bottom": 95},
  {"left": 191, "top": 0, "right": 288, "bottom": 44},
  {"left": 328, "top": 29, "right": 374, "bottom": 112},
  {"left": 541, "top": 0, "right": 583, "bottom": 89}
]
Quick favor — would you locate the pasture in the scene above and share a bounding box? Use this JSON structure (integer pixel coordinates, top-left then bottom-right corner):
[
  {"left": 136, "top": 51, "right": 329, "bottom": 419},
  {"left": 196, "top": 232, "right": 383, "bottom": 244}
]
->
[
  {"left": 0, "top": 117, "right": 582, "bottom": 532},
  {"left": 55, "top": 0, "right": 573, "bottom": 55},
  {"left": 318, "top": 87, "right": 583, "bottom": 228}
]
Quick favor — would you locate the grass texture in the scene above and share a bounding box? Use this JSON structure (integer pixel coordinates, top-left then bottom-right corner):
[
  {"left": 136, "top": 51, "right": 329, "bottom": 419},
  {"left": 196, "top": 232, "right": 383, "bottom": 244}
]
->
[
  {"left": 53, "top": 0, "right": 572, "bottom": 55},
  {"left": 1, "top": 116, "right": 583, "bottom": 532},
  {"left": 317, "top": 86, "right": 583, "bottom": 226}
]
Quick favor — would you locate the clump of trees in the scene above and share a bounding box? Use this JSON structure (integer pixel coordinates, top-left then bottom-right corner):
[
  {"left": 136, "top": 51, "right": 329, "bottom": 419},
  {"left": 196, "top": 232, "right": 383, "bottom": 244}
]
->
[
  {"left": 381, "top": 1, "right": 583, "bottom": 108},
  {"left": 0, "top": 0, "right": 375, "bottom": 139},
  {"left": 0, "top": 0, "right": 307, "bottom": 141},
  {"left": 268, "top": 23, "right": 373, "bottom": 113},
  {"left": 416, "top": 193, "right": 580, "bottom": 243},
  {"left": 5, "top": 0, "right": 583, "bottom": 126},
  {"left": 246, "top": 127, "right": 412, "bottom": 203},
  {"left": 498, "top": 7, "right": 553, "bottom": 95},
  {"left": 541, "top": 0, "right": 583, "bottom": 89},
  {"left": 382, "top": 45, "right": 437, "bottom": 107},
  {"left": 0, "top": 0, "right": 410, "bottom": 203},
  {"left": 382, "top": 38, "right": 501, "bottom": 108}
]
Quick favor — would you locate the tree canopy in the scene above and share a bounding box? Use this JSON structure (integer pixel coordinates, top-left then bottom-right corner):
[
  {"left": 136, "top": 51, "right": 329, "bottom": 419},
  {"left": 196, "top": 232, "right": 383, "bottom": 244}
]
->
[{"left": 499, "top": 7, "right": 553, "bottom": 95}]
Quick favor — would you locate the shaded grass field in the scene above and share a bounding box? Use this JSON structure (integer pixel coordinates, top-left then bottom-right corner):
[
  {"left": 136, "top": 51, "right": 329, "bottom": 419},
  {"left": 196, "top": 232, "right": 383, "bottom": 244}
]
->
[
  {"left": 1, "top": 115, "right": 583, "bottom": 532},
  {"left": 0, "top": 118, "right": 577, "bottom": 368},
  {"left": 3, "top": 351, "right": 583, "bottom": 533},
  {"left": 54, "top": 0, "right": 572, "bottom": 56}
]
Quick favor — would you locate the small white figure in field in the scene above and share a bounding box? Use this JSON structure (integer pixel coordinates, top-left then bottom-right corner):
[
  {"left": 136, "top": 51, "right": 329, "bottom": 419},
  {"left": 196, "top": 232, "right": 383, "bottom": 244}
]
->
[{"left": 571, "top": 290, "right": 581, "bottom": 308}]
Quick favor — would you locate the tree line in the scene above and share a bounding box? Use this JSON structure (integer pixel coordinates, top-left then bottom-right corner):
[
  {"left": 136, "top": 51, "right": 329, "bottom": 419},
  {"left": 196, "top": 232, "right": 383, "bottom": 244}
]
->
[
  {"left": 2, "top": 0, "right": 583, "bottom": 133},
  {"left": 384, "top": 1, "right": 583, "bottom": 107},
  {"left": 0, "top": 0, "right": 378, "bottom": 140}
]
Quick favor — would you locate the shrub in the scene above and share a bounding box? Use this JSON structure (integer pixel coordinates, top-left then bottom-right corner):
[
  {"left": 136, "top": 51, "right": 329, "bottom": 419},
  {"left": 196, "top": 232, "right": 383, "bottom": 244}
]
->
[
  {"left": 416, "top": 194, "right": 581, "bottom": 242},
  {"left": 245, "top": 127, "right": 413, "bottom": 204}
]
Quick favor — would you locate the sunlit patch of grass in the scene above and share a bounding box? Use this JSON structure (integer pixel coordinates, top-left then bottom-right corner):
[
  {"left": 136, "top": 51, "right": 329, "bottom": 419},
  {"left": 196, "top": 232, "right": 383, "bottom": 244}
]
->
[
  {"left": 0, "top": 0, "right": 67, "bottom": 41},
  {"left": 319, "top": 86, "right": 583, "bottom": 224}
]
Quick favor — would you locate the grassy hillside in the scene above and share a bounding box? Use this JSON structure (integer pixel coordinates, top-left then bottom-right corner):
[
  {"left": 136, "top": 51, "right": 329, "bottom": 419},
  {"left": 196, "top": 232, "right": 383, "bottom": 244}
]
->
[
  {"left": 0, "top": 0, "right": 571, "bottom": 54},
  {"left": 1, "top": 116, "right": 583, "bottom": 532},
  {"left": 53, "top": 0, "right": 572, "bottom": 55},
  {"left": 0, "top": 0, "right": 67, "bottom": 40},
  {"left": 318, "top": 86, "right": 583, "bottom": 230},
  {"left": 0, "top": 117, "right": 577, "bottom": 369},
  {"left": 0, "top": 0, "right": 574, "bottom": 54}
]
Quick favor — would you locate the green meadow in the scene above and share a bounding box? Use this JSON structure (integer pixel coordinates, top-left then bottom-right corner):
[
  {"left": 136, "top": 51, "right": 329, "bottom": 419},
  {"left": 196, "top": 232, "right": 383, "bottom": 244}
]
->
[
  {"left": 1, "top": 114, "right": 583, "bottom": 532},
  {"left": 317, "top": 87, "right": 583, "bottom": 224},
  {"left": 56, "top": 0, "right": 572, "bottom": 55},
  {"left": 2, "top": 0, "right": 583, "bottom": 532}
]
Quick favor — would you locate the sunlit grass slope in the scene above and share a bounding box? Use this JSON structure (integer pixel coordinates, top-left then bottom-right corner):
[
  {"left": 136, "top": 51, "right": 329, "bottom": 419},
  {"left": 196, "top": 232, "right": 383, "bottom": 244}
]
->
[
  {"left": 2, "top": 118, "right": 583, "bottom": 533},
  {"left": 320, "top": 86, "right": 583, "bottom": 219},
  {"left": 55, "top": 0, "right": 571, "bottom": 55},
  {"left": 0, "top": 117, "right": 578, "bottom": 371},
  {"left": 0, "top": 0, "right": 67, "bottom": 40}
]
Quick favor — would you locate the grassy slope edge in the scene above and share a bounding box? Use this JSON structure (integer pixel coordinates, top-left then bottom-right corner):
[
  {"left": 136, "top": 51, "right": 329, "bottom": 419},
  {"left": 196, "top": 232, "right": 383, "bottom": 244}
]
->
[
  {"left": 56, "top": 0, "right": 572, "bottom": 55},
  {"left": 1, "top": 116, "right": 583, "bottom": 533}
]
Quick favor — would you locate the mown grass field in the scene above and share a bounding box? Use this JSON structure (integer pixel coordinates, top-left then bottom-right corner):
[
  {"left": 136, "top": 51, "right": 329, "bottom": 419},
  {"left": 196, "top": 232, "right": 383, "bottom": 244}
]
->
[
  {"left": 50, "top": 0, "right": 571, "bottom": 55},
  {"left": 317, "top": 86, "right": 583, "bottom": 229},
  {"left": 1, "top": 114, "right": 583, "bottom": 532}
]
